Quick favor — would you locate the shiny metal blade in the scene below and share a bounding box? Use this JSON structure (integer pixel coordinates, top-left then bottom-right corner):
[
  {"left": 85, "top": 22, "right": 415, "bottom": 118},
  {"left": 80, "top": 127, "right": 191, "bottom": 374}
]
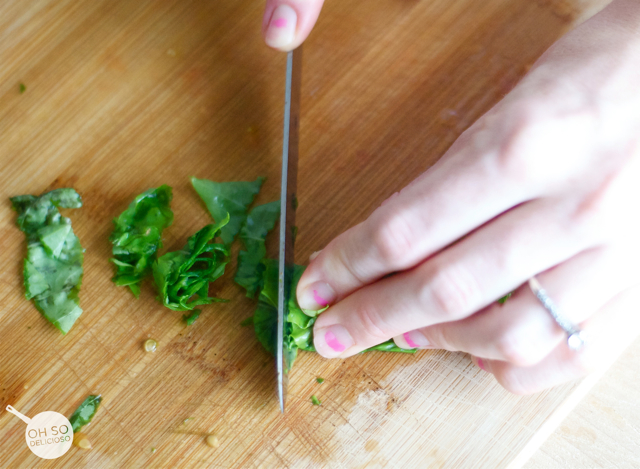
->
[{"left": 277, "top": 46, "right": 302, "bottom": 414}]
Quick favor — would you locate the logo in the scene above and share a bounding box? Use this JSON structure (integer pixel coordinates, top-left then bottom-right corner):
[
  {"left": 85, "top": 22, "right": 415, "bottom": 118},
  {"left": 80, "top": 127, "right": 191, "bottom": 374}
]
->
[{"left": 6, "top": 405, "right": 73, "bottom": 459}]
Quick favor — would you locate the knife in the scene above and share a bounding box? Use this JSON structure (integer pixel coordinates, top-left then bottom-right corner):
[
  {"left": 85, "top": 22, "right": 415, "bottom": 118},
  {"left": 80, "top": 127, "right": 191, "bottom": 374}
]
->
[{"left": 277, "top": 46, "right": 302, "bottom": 414}]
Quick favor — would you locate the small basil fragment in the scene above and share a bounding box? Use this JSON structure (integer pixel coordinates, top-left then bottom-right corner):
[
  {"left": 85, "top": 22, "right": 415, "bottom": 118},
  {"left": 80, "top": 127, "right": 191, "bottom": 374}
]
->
[
  {"left": 110, "top": 185, "right": 173, "bottom": 297},
  {"left": 311, "top": 395, "right": 321, "bottom": 406},
  {"left": 498, "top": 292, "right": 513, "bottom": 304},
  {"left": 183, "top": 309, "right": 201, "bottom": 325},
  {"left": 152, "top": 214, "right": 230, "bottom": 311},
  {"left": 234, "top": 200, "right": 280, "bottom": 298},
  {"left": 69, "top": 395, "right": 102, "bottom": 432},
  {"left": 11, "top": 189, "right": 84, "bottom": 334},
  {"left": 191, "top": 176, "right": 264, "bottom": 245}
]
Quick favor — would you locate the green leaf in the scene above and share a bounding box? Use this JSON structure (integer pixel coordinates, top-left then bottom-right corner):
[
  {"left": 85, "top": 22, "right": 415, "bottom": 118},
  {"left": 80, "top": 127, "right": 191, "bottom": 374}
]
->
[
  {"left": 152, "top": 215, "right": 230, "bottom": 311},
  {"left": 498, "top": 292, "right": 513, "bottom": 304},
  {"left": 183, "top": 309, "right": 201, "bottom": 325},
  {"left": 19, "top": 83, "right": 26, "bottom": 94},
  {"left": 240, "top": 316, "right": 253, "bottom": 327},
  {"left": 39, "top": 224, "right": 72, "bottom": 258},
  {"left": 11, "top": 189, "right": 84, "bottom": 334},
  {"left": 253, "top": 259, "right": 416, "bottom": 373},
  {"left": 364, "top": 340, "right": 417, "bottom": 353},
  {"left": 311, "top": 395, "right": 321, "bottom": 406},
  {"left": 110, "top": 186, "right": 173, "bottom": 297},
  {"left": 191, "top": 176, "right": 264, "bottom": 245},
  {"left": 316, "top": 377, "right": 324, "bottom": 384},
  {"left": 69, "top": 395, "right": 102, "bottom": 432},
  {"left": 234, "top": 201, "right": 280, "bottom": 298}
]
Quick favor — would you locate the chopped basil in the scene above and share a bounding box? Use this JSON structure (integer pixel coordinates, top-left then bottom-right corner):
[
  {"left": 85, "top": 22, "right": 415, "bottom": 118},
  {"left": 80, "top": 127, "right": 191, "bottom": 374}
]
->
[
  {"left": 69, "top": 395, "right": 102, "bottom": 432},
  {"left": 110, "top": 185, "right": 173, "bottom": 297},
  {"left": 11, "top": 189, "right": 84, "bottom": 334}
]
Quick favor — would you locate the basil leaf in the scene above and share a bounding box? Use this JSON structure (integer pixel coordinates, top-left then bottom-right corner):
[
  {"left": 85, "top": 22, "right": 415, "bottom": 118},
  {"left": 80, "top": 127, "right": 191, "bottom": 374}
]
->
[
  {"left": 152, "top": 214, "right": 230, "bottom": 311},
  {"left": 235, "top": 201, "right": 280, "bottom": 298},
  {"left": 253, "top": 259, "right": 416, "bottom": 372},
  {"left": 11, "top": 189, "right": 84, "bottom": 334},
  {"left": 191, "top": 176, "right": 264, "bottom": 245},
  {"left": 183, "top": 309, "right": 201, "bottom": 326},
  {"left": 110, "top": 185, "right": 174, "bottom": 297},
  {"left": 69, "top": 395, "right": 102, "bottom": 432},
  {"left": 498, "top": 292, "right": 513, "bottom": 304}
]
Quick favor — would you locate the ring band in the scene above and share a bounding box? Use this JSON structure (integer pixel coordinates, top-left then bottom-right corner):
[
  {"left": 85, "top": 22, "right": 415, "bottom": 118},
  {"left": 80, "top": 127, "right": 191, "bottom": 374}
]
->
[{"left": 528, "top": 277, "right": 586, "bottom": 351}]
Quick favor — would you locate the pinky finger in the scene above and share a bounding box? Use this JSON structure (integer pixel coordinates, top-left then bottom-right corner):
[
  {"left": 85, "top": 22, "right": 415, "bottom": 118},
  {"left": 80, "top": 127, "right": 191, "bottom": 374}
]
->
[{"left": 472, "top": 284, "right": 640, "bottom": 395}]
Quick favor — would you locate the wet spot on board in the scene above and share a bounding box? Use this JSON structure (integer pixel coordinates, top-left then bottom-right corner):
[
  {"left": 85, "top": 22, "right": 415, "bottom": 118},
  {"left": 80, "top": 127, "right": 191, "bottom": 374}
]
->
[{"left": 364, "top": 439, "right": 379, "bottom": 453}]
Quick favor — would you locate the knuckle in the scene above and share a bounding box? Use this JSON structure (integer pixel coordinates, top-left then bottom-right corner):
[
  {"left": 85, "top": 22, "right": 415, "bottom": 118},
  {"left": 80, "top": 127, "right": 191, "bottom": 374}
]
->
[
  {"left": 493, "top": 106, "right": 541, "bottom": 182},
  {"left": 495, "top": 368, "right": 533, "bottom": 396},
  {"left": 423, "top": 263, "right": 481, "bottom": 318},
  {"left": 427, "top": 326, "right": 457, "bottom": 352},
  {"left": 354, "top": 304, "right": 392, "bottom": 341},
  {"left": 494, "top": 333, "right": 539, "bottom": 367},
  {"left": 370, "top": 209, "right": 417, "bottom": 269}
]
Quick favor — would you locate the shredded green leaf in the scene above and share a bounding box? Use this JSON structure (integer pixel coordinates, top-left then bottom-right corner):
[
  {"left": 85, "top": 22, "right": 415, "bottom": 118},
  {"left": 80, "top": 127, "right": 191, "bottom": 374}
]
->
[
  {"left": 253, "top": 259, "right": 415, "bottom": 372},
  {"left": 311, "top": 395, "right": 321, "bottom": 406},
  {"left": 182, "top": 309, "right": 201, "bottom": 325},
  {"left": 316, "top": 377, "right": 324, "bottom": 384},
  {"left": 110, "top": 185, "right": 173, "bottom": 297},
  {"left": 19, "top": 83, "right": 26, "bottom": 94},
  {"left": 191, "top": 177, "right": 264, "bottom": 245},
  {"left": 69, "top": 395, "right": 102, "bottom": 432},
  {"left": 234, "top": 201, "right": 280, "bottom": 298},
  {"left": 152, "top": 215, "right": 230, "bottom": 311},
  {"left": 10, "top": 189, "right": 84, "bottom": 334},
  {"left": 498, "top": 292, "right": 513, "bottom": 304}
]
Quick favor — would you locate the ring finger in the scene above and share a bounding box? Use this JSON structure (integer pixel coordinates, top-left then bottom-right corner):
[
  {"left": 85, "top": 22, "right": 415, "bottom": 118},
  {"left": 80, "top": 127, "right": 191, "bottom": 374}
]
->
[
  {"left": 473, "top": 283, "right": 640, "bottom": 395},
  {"left": 393, "top": 243, "right": 639, "bottom": 366}
]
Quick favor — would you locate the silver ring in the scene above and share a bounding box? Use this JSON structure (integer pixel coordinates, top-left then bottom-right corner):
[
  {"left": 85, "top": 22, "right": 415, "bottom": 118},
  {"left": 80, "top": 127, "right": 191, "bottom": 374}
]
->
[{"left": 528, "top": 277, "right": 586, "bottom": 351}]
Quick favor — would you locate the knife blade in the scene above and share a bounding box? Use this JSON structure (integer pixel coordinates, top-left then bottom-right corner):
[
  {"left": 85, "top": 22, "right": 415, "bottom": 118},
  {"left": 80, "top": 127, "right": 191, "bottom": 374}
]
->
[{"left": 277, "top": 46, "right": 302, "bottom": 414}]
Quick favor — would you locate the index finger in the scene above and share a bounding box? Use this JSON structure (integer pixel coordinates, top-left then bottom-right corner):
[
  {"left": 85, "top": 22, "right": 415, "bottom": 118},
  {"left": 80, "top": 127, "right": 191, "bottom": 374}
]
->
[
  {"left": 295, "top": 113, "right": 543, "bottom": 311},
  {"left": 263, "top": 0, "right": 325, "bottom": 51}
]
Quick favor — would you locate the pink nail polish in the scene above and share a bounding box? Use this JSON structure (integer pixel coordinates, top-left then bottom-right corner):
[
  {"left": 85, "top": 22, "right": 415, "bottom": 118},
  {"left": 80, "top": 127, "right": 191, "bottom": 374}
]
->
[
  {"left": 403, "top": 330, "right": 431, "bottom": 348},
  {"left": 325, "top": 331, "right": 345, "bottom": 352},
  {"left": 313, "top": 290, "right": 329, "bottom": 308},
  {"left": 404, "top": 332, "right": 419, "bottom": 349},
  {"left": 273, "top": 18, "right": 287, "bottom": 28},
  {"left": 315, "top": 325, "right": 355, "bottom": 357},
  {"left": 477, "top": 358, "right": 486, "bottom": 371},
  {"left": 300, "top": 282, "right": 336, "bottom": 311}
]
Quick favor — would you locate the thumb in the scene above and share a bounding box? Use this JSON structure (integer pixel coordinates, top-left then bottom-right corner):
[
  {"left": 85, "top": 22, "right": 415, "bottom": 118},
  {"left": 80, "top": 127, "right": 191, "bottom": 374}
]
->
[{"left": 262, "top": 0, "right": 325, "bottom": 51}]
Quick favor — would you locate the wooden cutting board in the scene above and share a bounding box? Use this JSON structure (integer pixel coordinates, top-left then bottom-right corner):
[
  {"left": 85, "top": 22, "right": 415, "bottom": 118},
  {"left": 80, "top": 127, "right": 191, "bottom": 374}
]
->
[{"left": 0, "top": 0, "right": 611, "bottom": 467}]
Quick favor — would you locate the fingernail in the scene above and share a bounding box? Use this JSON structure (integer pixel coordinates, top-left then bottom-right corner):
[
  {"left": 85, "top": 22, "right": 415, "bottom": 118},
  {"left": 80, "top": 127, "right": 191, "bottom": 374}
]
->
[
  {"left": 309, "top": 250, "right": 322, "bottom": 261},
  {"left": 473, "top": 357, "right": 489, "bottom": 372},
  {"left": 265, "top": 5, "right": 297, "bottom": 50},
  {"left": 299, "top": 281, "right": 335, "bottom": 311},
  {"left": 403, "top": 330, "right": 431, "bottom": 349},
  {"left": 314, "top": 325, "right": 355, "bottom": 357}
]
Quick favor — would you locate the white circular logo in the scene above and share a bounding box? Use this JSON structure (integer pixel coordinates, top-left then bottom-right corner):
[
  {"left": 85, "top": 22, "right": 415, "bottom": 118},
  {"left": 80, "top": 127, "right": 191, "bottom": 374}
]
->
[{"left": 24, "top": 411, "right": 73, "bottom": 459}]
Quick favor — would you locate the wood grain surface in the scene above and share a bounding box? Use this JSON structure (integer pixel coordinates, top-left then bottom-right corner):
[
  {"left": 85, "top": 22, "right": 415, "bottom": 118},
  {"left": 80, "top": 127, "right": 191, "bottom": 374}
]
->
[{"left": 0, "top": 0, "right": 629, "bottom": 468}]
